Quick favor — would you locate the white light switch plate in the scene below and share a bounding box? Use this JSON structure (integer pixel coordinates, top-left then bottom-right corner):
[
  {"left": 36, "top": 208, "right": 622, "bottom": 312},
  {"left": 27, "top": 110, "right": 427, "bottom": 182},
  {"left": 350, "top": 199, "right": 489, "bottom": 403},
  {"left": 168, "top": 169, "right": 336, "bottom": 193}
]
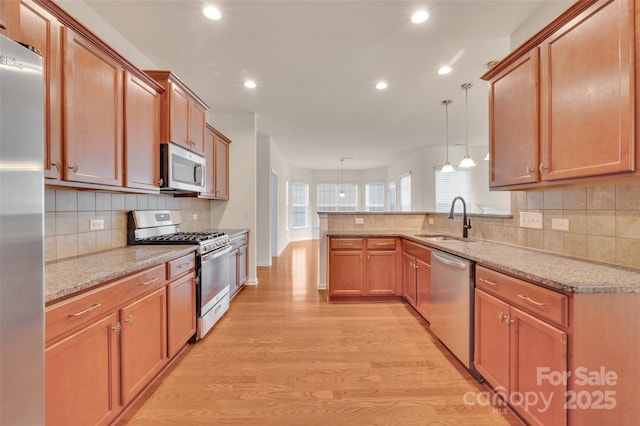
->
[
  {"left": 192, "top": 213, "right": 198, "bottom": 220},
  {"left": 354, "top": 217, "right": 364, "bottom": 225},
  {"left": 552, "top": 218, "right": 569, "bottom": 231},
  {"left": 89, "top": 219, "right": 104, "bottom": 230},
  {"left": 519, "top": 211, "right": 543, "bottom": 229}
]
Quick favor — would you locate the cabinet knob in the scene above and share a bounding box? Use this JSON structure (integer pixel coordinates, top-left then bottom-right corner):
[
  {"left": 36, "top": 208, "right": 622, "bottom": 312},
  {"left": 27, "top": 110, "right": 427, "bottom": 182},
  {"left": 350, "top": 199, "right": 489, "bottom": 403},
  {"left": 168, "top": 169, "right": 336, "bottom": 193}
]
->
[
  {"left": 68, "top": 163, "right": 78, "bottom": 173},
  {"left": 498, "top": 312, "right": 505, "bottom": 322},
  {"left": 52, "top": 159, "right": 61, "bottom": 171},
  {"left": 539, "top": 163, "right": 548, "bottom": 174},
  {"left": 125, "top": 314, "right": 135, "bottom": 325},
  {"left": 158, "top": 178, "right": 164, "bottom": 186},
  {"left": 505, "top": 315, "right": 515, "bottom": 325},
  {"left": 525, "top": 165, "right": 534, "bottom": 176}
]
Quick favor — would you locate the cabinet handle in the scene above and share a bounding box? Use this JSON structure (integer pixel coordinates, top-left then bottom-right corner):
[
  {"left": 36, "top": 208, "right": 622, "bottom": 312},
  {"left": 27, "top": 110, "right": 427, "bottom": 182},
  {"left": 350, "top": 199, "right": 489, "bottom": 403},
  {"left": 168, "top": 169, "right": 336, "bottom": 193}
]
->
[
  {"left": 505, "top": 315, "right": 515, "bottom": 325},
  {"left": 342, "top": 243, "right": 353, "bottom": 246},
  {"left": 113, "top": 322, "right": 121, "bottom": 335},
  {"left": 177, "top": 262, "right": 191, "bottom": 269},
  {"left": 367, "top": 255, "right": 370, "bottom": 261},
  {"left": 125, "top": 314, "right": 135, "bottom": 325},
  {"left": 375, "top": 243, "right": 388, "bottom": 246},
  {"left": 539, "top": 163, "right": 548, "bottom": 174},
  {"left": 68, "top": 163, "right": 78, "bottom": 173},
  {"left": 518, "top": 293, "right": 546, "bottom": 306},
  {"left": 158, "top": 178, "right": 164, "bottom": 186},
  {"left": 478, "top": 277, "right": 498, "bottom": 286},
  {"left": 139, "top": 277, "right": 158, "bottom": 286},
  {"left": 68, "top": 303, "right": 102, "bottom": 317},
  {"left": 525, "top": 165, "right": 534, "bottom": 176},
  {"left": 52, "top": 159, "right": 61, "bottom": 171},
  {"left": 498, "top": 312, "right": 505, "bottom": 322}
]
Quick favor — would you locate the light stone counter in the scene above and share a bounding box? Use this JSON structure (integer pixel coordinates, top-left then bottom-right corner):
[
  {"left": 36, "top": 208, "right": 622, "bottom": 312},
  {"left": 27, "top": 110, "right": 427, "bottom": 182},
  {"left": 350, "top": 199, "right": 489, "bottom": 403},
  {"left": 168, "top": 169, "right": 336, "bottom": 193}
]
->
[
  {"left": 327, "top": 230, "right": 640, "bottom": 294},
  {"left": 45, "top": 245, "right": 197, "bottom": 303}
]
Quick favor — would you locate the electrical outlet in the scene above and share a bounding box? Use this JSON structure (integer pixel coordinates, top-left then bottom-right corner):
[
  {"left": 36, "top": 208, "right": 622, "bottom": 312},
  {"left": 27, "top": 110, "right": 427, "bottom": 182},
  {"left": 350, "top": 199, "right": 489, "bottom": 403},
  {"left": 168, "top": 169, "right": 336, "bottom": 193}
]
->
[
  {"left": 192, "top": 213, "right": 198, "bottom": 220},
  {"left": 552, "top": 218, "right": 569, "bottom": 231},
  {"left": 243, "top": 211, "right": 250, "bottom": 220},
  {"left": 428, "top": 218, "right": 434, "bottom": 225},
  {"left": 519, "top": 211, "right": 543, "bottom": 229},
  {"left": 89, "top": 219, "right": 104, "bottom": 230},
  {"left": 354, "top": 217, "right": 364, "bottom": 225}
]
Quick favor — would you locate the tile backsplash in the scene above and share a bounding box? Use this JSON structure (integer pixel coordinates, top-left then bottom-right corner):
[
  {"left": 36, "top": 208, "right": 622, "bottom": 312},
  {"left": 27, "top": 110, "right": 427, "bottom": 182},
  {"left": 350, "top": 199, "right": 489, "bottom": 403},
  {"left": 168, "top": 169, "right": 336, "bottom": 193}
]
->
[{"left": 45, "top": 187, "right": 212, "bottom": 262}]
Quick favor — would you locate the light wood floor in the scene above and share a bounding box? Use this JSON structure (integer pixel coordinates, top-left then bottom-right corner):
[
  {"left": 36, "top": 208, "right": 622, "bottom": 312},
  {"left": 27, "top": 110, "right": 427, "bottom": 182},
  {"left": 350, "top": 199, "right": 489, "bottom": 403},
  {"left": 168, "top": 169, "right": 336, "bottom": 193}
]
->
[{"left": 118, "top": 241, "right": 521, "bottom": 425}]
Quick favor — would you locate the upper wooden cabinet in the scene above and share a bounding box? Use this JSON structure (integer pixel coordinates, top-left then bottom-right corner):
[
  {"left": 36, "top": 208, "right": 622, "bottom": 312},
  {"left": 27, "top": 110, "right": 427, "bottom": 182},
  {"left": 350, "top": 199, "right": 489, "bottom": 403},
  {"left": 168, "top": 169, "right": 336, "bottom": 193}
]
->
[
  {"left": 9, "top": 0, "right": 62, "bottom": 179},
  {"left": 0, "top": 0, "right": 8, "bottom": 34},
  {"left": 145, "top": 70, "right": 209, "bottom": 156},
  {"left": 483, "top": 0, "right": 636, "bottom": 189},
  {"left": 62, "top": 27, "right": 123, "bottom": 186},
  {"left": 201, "top": 124, "right": 231, "bottom": 200},
  {"left": 124, "top": 71, "right": 162, "bottom": 190}
]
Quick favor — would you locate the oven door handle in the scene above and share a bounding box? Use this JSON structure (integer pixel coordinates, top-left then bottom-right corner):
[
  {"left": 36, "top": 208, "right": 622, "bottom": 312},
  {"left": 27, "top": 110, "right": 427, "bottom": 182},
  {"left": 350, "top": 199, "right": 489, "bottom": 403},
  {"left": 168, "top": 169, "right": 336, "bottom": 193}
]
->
[{"left": 201, "top": 245, "right": 234, "bottom": 263}]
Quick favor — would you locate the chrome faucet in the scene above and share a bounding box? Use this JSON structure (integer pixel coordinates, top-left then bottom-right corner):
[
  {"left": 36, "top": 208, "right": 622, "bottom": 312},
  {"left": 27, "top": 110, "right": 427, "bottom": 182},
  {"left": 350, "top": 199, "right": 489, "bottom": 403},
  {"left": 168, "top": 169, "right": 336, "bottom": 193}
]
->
[{"left": 448, "top": 196, "right": 471, "bottom": 238}]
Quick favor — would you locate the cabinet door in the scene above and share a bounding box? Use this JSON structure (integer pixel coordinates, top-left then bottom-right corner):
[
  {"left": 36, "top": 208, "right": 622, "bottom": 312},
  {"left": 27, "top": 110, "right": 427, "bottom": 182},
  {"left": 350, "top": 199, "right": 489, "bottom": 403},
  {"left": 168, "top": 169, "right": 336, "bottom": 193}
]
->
[
  {"left": 169, "top": 83, "right": 190, "bottom": 150},
  {"left": 124, "top": 71, "right": 160, "bottom": 190},
  {"left": 489, "top": 49, "right": 540, "bottom": 187},
  {"left": 0, "top": 0, "right": 7, "bottom": 34},
  {"left": 14, "top": 0, "right": 62, "bottom": 179},
  {"left": 189, "top": 100, "right": 206, "bottom": 154},
  {"left": 365, "top": 251, "right": 395, "bottom": 295},
  {"left": 401, "top": 252, "right": 417, "bottom": 306},
  {"left": 510, "top": 307, "right": 567, "bottom": 426},
  {"left": 329, "top": 251, "right": 364, "bottom": 295},
  {"left": 46, "top": 312, "right": 120, "bottom": 426},
  {"left": 238, "top": 244, "right": 248, "bottom": 286},
  {"left": 540, "top": 0, "right": 634, "bottom": 181},
  {"left": 474, "top": 290, "right": 510, "bottom": 392},
  {"left": 120, "top": 287, "right": 167, "bottom": 405},
  {"left": 214, "top": 135, "right": 230, "bottom": 199},
  {"left": 167, "top": 274, "right": 196, "bottom": 359},
  {"left": 228, "top": 248, "right": 239, "bottom": 298},
  {"left": 62, "top": 28, "right": 123, "bottom": 186},
  {"left": 415, "top": 257, "right": 431, "bottom": 321}
]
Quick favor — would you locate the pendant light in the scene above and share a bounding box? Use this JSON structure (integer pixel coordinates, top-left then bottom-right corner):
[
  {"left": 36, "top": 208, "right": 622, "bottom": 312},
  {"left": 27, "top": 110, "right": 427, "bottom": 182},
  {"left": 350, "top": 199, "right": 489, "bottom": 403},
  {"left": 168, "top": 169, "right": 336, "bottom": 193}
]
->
[
  {"left": 339, "top": 157, "right": 346, "bottom": 198},
  {"left": 441, "top": 99, "right": 454, "bottom": 173},
  {"left": 458, "top": 82, "right": 476, "bottom": 168}
]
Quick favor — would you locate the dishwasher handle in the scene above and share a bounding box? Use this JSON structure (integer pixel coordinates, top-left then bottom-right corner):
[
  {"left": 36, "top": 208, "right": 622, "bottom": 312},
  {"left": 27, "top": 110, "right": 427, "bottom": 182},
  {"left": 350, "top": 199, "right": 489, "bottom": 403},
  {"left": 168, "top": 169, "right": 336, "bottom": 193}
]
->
[{"left": 432, "top": 251, "right": 468, "bottom": 270}]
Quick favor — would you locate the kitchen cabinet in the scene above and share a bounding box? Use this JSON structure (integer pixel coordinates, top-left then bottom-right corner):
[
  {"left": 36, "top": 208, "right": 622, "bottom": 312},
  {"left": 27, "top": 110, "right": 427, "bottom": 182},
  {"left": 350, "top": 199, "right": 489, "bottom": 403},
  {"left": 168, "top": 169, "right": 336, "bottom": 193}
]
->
[
  {"left": 145, "top": 70, "right": 209, "bottom": 156},
  {"left": 483, "top": 0, "right": 636, "bottom": 189},
  {"left": 475, "top": 266, "right": 567, "bottom": 426},
  {"left": 201, "top": 124, "right": 232, "bottom": 200},
  {"left": 45, "top": 312, "right": 120, "bottom": 426},
  {"left": 228, "top": 232, "right": 249, "bottom": 299},
  {"left": 62, "top": 27, "right": 123, "bottom": 186},
  {"left": 0, "top": 0, "right": 7, "bottom": 34},
  {"left": 167, "top": 253, "right": 196, "bottom": 358},
  {"left": 120, "top": 287, "right": 167, "bottom": 405},
  {"left": 124, "top": 71, "right": 161, "bottom": 190},
  {"left": 402, "top": 241, "right": 431, "bottom": 320},
  {"left": 10, "top": 0, "right": 63, "bottom": 180},
  {"left": 328, "top": 237, "right": 399, "bottom": 299}
]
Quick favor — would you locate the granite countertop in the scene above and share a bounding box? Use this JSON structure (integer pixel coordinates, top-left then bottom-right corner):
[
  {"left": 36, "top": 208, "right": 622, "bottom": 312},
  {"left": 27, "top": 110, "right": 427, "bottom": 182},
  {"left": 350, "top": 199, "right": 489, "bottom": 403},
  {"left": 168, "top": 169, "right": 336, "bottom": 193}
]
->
[
  {"left": 45, "top": 245, "right": 197, "bottom": 303},
  {"left": 216, "top": 228, "right": 249, "bottom": 239},
  {"left": 327, "top": 230, "right": 640, "bottom": 294}
]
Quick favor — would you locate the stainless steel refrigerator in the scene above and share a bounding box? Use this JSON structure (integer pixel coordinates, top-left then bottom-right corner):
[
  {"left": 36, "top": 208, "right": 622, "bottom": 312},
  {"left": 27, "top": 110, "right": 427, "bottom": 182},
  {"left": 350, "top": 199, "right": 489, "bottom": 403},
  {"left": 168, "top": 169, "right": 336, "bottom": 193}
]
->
[{"left": 0, "top": 33, "right": 45, "bottom": 425}]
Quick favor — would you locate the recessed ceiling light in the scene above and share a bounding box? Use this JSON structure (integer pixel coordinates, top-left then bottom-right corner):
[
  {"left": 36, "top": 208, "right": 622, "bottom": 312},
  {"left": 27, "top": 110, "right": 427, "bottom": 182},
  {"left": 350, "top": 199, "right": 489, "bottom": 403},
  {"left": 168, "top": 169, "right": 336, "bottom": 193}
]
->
[
  {"left": 438, "top": 66, "right": 452, "bottom": 75},
  {"left": 376, "top": 81, "right": 388, "bottom": 90},
  {"left": 203, "top": 6, "right": 221, "bottom": 20},
  {"left": 411, "top": 10, "right": 429, "bottom": 24},
  {"left": 244, "top": 80, "right": 257, "bottom": 89}
]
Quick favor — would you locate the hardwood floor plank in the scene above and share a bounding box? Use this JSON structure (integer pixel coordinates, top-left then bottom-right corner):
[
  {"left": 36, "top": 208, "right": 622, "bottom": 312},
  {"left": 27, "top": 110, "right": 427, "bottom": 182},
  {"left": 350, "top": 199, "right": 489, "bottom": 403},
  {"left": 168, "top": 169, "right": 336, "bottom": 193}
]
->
[{"left": 119, "top": 241, "right": 521, "bottom": 425}]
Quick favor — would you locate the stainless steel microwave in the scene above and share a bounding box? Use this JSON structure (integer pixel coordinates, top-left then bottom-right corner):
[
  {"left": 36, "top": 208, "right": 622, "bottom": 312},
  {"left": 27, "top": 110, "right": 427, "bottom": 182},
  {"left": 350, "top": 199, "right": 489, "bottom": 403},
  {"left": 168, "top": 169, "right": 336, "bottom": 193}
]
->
[{"left": 160, "top": 142, "right": 206, "bottom": 193}]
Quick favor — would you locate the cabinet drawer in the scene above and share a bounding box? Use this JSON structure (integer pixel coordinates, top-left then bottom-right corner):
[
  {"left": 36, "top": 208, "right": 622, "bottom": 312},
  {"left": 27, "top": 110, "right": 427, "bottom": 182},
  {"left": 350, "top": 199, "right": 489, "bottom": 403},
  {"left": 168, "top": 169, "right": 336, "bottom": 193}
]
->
[
  {"left": 230, "top": 233, "right": 248, "bottom": 249},
  {"left": 46, "top": 264, "right": 166, "bottom": 343},
  {"left": 403, "top": 240, "right": 431, "bottom": 264},
  {"left": 476, "top": 266, "right": 568, "bottom": 327},
  {"left": 366, "top": 238, "right": 396, "bottom": 250},
  {"left": 167, "top": 253, "right": 195, "bottom": 280},
  {"left": 330, "top": 238, "right": 363, "bottom": 250}
]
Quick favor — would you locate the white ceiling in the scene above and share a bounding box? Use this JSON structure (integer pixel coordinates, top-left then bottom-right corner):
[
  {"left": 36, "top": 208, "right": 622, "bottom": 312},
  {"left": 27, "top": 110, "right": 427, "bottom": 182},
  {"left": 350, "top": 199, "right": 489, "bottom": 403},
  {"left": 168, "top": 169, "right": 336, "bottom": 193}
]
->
[{"left": 85, "top": 0, "right": 569, "bottom": 170}]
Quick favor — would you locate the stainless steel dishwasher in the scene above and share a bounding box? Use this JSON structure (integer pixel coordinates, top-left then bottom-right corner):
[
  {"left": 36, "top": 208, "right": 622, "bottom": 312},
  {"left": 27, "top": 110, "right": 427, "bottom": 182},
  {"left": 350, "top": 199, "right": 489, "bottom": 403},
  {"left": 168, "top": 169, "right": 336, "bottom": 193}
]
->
[{"left": 431, "top": 249, "right": 475, "bottom": 370}]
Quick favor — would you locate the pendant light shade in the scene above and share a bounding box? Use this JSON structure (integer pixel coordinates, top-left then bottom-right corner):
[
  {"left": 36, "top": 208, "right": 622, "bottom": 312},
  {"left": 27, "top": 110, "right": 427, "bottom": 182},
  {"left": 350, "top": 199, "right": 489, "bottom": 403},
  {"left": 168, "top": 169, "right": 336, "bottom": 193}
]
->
[
  {"left": 458, "top": 82, "right": 476, "bottom": 168},
  {"left": 441, "top": 99, "right": 454, "bottom": 173}
]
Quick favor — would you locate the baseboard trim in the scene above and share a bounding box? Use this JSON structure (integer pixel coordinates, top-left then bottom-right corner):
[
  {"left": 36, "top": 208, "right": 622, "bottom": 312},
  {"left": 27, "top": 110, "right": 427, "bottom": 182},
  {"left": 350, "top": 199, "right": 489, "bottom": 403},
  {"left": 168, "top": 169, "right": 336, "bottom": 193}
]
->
[
  {"left": 246, "top": 278, "right": 259, "bottom": 286},
  {"left": 317, "top": 282, "right": 327, "bottom": 290}
]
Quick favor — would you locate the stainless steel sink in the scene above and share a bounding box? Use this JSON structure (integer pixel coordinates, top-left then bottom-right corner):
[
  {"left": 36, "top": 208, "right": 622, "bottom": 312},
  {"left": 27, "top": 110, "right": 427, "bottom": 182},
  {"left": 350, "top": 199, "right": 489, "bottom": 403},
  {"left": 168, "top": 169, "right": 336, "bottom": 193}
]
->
[{"left": 413, "top": 234, "right": 471, "bottom": 242}]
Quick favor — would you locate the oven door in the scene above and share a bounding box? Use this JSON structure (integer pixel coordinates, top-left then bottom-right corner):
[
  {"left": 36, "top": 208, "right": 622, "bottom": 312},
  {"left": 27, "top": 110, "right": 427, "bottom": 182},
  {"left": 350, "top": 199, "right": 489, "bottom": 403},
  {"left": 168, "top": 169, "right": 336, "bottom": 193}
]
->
[{"left": 197, "top": 245, "right": 233, "bottom": 340}]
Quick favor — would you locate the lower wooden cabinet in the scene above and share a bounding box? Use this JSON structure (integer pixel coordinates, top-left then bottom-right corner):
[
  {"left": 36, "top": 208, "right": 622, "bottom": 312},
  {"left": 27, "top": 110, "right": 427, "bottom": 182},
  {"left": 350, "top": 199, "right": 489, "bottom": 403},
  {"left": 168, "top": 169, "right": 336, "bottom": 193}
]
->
[
  {"left": 229, "top": 232, "right": 249, "bottom": 299},
  {"left": 401, "top": 252, "right": 417, "bottom": 305},
  {"left": 45, "top": 312, "right": 120, "bottom": 426},
  {"left": 402, "top": 241, "right": 431, "bottom": 320},
  {"left": 328, "top": 237, "right": 399, "bottom": 299},
  {"left": 167, "top": 273, "right": 196, "bottom": 358},
  {"left": 475, "top": 266, "right": 568, "bottom": 426}
]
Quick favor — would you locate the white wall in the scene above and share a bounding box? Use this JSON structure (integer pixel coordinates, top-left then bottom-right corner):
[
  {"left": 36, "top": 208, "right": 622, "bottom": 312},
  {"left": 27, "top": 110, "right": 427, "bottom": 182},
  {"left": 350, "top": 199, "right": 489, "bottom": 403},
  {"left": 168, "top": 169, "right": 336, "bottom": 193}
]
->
[
  {"left": 270, "top": 142, "right": 290, "bottom": 257},
  {"left": 209, "top": 113, "right": 258, "bottom": 284},
  {"left": 256, "top": 134, "right": 271, "bottom": 267},
  {"left": 510, "top": 1, "right": 573, "bottom": 49}
]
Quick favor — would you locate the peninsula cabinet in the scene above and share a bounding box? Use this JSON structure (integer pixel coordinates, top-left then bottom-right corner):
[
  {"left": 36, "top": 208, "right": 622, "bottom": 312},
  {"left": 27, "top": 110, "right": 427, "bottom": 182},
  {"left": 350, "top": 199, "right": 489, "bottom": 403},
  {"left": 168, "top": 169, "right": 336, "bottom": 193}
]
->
[
  {"left": 145, "top": 70, "right": 209, "bottom": 156},
  {"left": 201, "top": 124, "right": 231, "bottom": 200},
  {"left": 9, "top": 0, "right": 63, "bottom": 180},
  {"left": 482, "top": 0, "right": 636, "bottom": 189},
  {"left": 328, "top": 237, "right": 399, "bottom": 300},
  {"left": 402, "top": 241, "right": 431, "bottom": 321},
  {"left": 62, "top": 27, "right": 123, "bottom": 186}
]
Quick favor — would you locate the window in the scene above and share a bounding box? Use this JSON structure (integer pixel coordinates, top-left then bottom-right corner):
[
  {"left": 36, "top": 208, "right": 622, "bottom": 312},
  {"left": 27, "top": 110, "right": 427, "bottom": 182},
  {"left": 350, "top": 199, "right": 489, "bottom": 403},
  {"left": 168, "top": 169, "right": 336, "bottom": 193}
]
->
[
  {"left": 317, "top": 183, "right": 358, "bottom": 212},
  {"left": 399, "top": 172, "right": 411, "bottom": 212},
  {"left": 292, "top": 182, "right": 309, "bottom": 228},
  {"left": 365, "top": 182, "right": 385, "bottom": 212},
  {"left": 388, "top": 182, "right": 397, "bottom": 212},
  {"left": 435, "top": 167, "right": 471, "bottom": 213},
  {"left": 285, "top": 177, "right": 289, "bottom": 231}
]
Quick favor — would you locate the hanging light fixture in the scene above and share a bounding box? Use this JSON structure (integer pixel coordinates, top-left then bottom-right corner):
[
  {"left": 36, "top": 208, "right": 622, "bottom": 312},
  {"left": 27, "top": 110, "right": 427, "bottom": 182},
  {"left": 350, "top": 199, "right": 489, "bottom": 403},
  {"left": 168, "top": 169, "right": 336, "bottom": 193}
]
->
[
  {"left": 441, "top": 99, "right": 454, "bottom": 173},
  {"left": 339, "top": 157, "right": 346, "bottom": 198},
  {"left": 458, "top": 82, "right": 476, "bottom": 168}
]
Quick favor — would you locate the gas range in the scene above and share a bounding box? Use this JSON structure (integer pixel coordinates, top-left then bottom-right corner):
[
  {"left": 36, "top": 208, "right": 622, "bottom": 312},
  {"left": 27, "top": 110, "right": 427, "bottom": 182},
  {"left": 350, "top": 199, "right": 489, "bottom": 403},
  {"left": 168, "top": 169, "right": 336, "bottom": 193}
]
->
[{"left": 127, "top": 210, "right": 229, "bottom": 255}]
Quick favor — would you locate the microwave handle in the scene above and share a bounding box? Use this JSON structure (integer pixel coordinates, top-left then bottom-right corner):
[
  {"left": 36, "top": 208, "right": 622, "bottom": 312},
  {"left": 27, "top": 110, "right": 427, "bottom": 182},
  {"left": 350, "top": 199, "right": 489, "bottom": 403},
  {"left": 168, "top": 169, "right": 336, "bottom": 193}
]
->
[{"left": 194, "top": 164, "right": 203, "bottom": 185}]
